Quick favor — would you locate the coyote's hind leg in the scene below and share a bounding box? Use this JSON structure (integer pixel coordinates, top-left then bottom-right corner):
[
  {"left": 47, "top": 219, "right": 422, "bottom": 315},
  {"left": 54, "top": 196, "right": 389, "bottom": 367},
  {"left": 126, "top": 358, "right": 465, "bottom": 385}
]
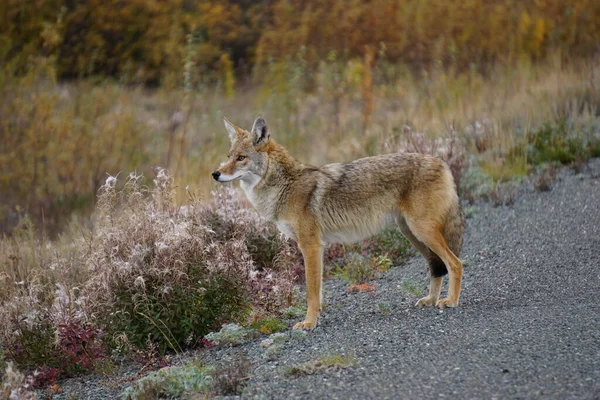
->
[
  {"left": 404, "top": 219, "right": 463, "bottom": 308},
  {"left": 397, "top": 218, "right": 445, "bottom": 307}
]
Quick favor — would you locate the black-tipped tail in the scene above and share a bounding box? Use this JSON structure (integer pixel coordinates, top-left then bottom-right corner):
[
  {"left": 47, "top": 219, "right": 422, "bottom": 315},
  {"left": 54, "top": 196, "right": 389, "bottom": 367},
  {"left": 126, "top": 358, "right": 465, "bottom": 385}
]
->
[{"left": 429, "top": 254, "right": 448, "bottom": 277}]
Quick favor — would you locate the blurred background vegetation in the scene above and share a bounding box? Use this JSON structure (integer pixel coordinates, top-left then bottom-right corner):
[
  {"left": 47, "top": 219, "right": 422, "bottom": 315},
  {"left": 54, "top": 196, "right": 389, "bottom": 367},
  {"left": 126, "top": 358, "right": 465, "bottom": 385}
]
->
[{"left": 1, "top": 0, "right": 600, "bottom": 235}]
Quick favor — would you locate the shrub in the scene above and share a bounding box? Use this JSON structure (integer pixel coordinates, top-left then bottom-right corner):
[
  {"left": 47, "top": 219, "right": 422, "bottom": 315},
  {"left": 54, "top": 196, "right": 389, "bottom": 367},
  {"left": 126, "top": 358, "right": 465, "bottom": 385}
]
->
[
  {"left": 203, "top": 324, "right": 250, "bottom": 347},
  {"left": 121, "top": 361, "right": 213, "bottom": 400},
  {"left": 531, "top": 163, "right": 559, "bottom": 191},
  {"left": 460, "top": 167, "right": 494, "bottom": 203},
  {"left": 325, "top": 227, "right": 413, "bottom": 274},
  {"left": 332, "top": 253, "right": 376, "bottom": 284},
  {"left": 489, "top": 179, "right": 522, "bottom": 207},
  {"left": 361, "top": 229, "right": 412, "bottom": 265},
  {"left": 84, "top": 171, "right": 299, "bottom": 354},
  {"left": 250, "top": 317, "right": 288, "bottom": 335},
  {"left": 0, "top": 169, "right": 300, "bottom": 377},
  {"left": 527, "top": 119, "right": 594, "bottom": 166},
  {"left": 331, "top": 241, "right": 407, "bottom": 285},
  {"left": 0, "top": 283, "right": 108, "bottom": 385}
]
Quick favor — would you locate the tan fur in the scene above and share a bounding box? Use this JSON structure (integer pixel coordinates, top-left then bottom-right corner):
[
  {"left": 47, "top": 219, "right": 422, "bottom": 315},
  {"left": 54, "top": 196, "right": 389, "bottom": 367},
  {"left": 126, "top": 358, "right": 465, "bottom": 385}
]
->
[{"left": 213, "top": 117, "right": 465, "bottom": 329}]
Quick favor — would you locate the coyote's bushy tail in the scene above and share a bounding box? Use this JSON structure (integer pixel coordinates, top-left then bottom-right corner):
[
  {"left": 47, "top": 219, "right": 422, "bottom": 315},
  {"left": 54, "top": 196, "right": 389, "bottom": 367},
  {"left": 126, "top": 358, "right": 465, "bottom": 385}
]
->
[
  {"left": 429, "top": 200, "right": 465, "bottom": 277},
  {"left": 444, "top": 200, "right": 465, "bottom": 257}
]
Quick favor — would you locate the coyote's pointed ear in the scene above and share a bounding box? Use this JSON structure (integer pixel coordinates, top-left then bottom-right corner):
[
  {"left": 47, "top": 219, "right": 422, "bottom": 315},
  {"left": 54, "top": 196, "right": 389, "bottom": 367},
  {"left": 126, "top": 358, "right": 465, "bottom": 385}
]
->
[
  {"left": 251, "top": 116, "right": 269, "bottom": 146},
  {"left": 223, "top": 117, "right": 239, "bottom": 142}
]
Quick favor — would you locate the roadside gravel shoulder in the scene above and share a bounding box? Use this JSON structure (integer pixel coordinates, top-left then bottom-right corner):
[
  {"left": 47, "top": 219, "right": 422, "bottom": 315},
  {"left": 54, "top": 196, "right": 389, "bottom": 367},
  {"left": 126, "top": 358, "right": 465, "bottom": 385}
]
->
[
  {"left": 236, "top": 159, "right": 600, "bottom": 399},
  {"left": 46, "top": 159, "right": 600, "bottom": 399}
]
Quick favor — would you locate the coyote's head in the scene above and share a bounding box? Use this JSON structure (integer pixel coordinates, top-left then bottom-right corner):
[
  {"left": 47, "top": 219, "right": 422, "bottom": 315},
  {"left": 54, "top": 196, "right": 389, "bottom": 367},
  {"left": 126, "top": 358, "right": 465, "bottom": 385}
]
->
[{"left": 212, "top": 116, "right": 270, "bottom": 184}]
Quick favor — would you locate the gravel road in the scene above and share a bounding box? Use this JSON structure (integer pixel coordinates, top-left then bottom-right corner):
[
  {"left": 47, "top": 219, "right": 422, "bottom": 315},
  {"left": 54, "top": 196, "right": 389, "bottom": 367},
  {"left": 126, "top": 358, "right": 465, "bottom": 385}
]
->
[
  {"left": 49, "top": 160, "right": 600, "bottom": 399},
  {"left": 234, "top": 160, "right": 600, "bottom": 399}
]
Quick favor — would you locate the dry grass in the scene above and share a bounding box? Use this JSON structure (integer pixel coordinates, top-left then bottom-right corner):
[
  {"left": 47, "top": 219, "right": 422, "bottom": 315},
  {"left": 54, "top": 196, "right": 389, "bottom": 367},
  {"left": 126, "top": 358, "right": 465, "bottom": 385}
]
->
[
  {"left": 0, "top": 362, "right": 35, "bottom": 400},
  {"left": 2, "top": 58, "right": 599, "bottom": 235}
]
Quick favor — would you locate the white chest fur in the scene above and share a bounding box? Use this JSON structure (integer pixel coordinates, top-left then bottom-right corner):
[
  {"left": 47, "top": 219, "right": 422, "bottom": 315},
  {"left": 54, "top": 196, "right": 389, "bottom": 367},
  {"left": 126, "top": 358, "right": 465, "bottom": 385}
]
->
[
  {"left": 240, "top": 176, "right": 278, "bottom": 221},
  {"left": 240, "top": 176, "right": 296, "bottom": 240},
  {"left": 275, "top": 220, "right": 297, "bottom": 240}
]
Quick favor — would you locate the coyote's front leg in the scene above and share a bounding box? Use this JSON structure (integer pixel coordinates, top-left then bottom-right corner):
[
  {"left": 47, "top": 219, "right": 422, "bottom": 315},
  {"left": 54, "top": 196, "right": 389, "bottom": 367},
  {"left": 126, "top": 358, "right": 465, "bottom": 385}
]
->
[{"left": 293, "top": 238, "right": 323, "bottom": 330}]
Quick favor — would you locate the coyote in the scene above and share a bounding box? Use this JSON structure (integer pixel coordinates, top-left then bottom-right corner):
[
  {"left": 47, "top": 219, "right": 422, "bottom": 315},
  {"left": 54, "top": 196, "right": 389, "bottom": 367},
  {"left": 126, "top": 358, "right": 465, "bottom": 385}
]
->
[{"left": 212, "top": 116, "right": 465, "bottom": 329}]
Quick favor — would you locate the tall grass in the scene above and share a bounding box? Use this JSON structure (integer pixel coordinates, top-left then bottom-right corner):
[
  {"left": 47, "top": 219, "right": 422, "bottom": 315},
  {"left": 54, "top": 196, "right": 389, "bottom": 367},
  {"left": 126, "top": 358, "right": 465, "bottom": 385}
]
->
[{"left": 3, "top": 57, "right": 598, "bottom": 236}]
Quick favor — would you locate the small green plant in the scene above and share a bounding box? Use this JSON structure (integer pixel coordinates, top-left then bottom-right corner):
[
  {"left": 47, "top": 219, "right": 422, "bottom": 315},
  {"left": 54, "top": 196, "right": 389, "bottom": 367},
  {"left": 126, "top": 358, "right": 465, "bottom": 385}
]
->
[
  {"left": 362, "top": 229, "right": 413, "bottom": 265},
  {"left": 372, "top": 254, "right": 393, "bottom": 272},
  {"left": 332, "top": 252, "right": 376, "bottom": 284},
  {"left": 531, "top": 163, "right": 559, "bottom": 192},
  {"left": 460, "top": 167, "right": 494, "bottom": 203},
  {"left": 250, "top": 316, "right": 288, "bottom": 334},
  {"left": 463, "top": 206, "right": 478, "bottom": 218},
  {"left": 280, "top": 306, "right": 306, "bottom": 319},
  {"left": 203, "top": 324, "right": 250, "bottom": 347},
  {"left": 286, "top": 353, "right": 357, "bottom": 377},
  {"left": 490, "top": 179, "right": 522, "bottom": 207},
  {"left": 528, "top": 120, "right": 586, "bottom": 165},
  {"left": 400, "top": 281, "right": 423, "bottom": 298},
  {"left": 290, "top": 329, "right": 308, "bottom": 341},
  {"left": 333, "top": 249, "right": 401, "bottom": 284},
  {"left": 325, "top": 229, "right": 412, "bottom": 273},
  {"left": 264, "top": 344, "right": 285, "bottom": 360},
  {"left": 121, "top": 361, "right": 213, "bottom": 399},
  {"left": 377, "top": 303, "right": 392, "bottom": 315}
]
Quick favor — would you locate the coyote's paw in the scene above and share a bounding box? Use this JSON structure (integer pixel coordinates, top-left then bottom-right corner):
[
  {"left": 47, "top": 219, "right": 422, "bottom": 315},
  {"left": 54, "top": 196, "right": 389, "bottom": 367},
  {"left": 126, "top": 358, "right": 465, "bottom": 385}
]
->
[
  {"left": 293, "top": 319, "right": 317, "bottom": 330},
  {"left": 415, "top": 296, "right": 437, "bottom": 307},
  {"left": 436, "top": 298, "right": 459, "bottom": 308}
]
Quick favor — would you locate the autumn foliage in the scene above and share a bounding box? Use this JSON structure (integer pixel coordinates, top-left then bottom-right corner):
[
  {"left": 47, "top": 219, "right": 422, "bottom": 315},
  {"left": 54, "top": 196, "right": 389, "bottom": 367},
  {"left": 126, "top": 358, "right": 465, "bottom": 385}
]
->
[{"left": 1, "top": 0, "right": 599, "bottom": 83}]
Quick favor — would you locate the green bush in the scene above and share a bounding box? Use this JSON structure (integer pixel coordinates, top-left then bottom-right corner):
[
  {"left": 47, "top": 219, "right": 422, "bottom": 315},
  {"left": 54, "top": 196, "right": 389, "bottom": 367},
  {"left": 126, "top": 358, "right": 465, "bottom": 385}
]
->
[
  {"left": 203, "top": 324, "right": 251, "bottom": 347},
  {"left": 332, "top": 253, "right": 376, "bottom": 284},
  {"left": 528, "top": 120, "right": 585, "bottom": 165},
  {"left": 121, "top": 361, "right": 213, "bottom": 400},
  {"left": 460, "top": 167, "right": 494, "bottom": 203},
  {"left": 250, "top": 316, "right": 288, "bottom": 334},
  {"left": 107, "top": 273, "right": 250, "bottom": 354},
  {"left": 362, "top": 229, "right": 412, "bottom": 265},
  {"left": 325, "top": 228, "right": 413, "bottom": 276}
]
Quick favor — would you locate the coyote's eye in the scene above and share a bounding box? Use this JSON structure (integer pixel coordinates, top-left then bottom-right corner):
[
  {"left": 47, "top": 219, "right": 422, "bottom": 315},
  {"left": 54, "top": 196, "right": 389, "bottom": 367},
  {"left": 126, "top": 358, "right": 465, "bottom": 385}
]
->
[{"left": 236, "top": 155, "right": 246, "bottom": 162}]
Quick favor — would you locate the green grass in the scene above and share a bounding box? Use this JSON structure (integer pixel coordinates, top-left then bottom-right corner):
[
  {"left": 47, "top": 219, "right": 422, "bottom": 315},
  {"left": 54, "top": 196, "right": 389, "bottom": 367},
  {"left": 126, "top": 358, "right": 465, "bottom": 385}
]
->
[
  {"left": 400, "top": 281, "right": 423, "bottom": 298},
  {"left": 250, "top": 317, "right": 288, "bottom": 334},
  {"left": 121, "top": 361, "right": 213, "bottom": 399}
]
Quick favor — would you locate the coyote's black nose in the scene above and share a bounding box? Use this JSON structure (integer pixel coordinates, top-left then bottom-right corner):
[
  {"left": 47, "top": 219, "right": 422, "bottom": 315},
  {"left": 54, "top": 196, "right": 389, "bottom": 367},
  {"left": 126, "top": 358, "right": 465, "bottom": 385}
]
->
[{"left": 212, "top": 171, "right": 221, "bottom": 181}]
